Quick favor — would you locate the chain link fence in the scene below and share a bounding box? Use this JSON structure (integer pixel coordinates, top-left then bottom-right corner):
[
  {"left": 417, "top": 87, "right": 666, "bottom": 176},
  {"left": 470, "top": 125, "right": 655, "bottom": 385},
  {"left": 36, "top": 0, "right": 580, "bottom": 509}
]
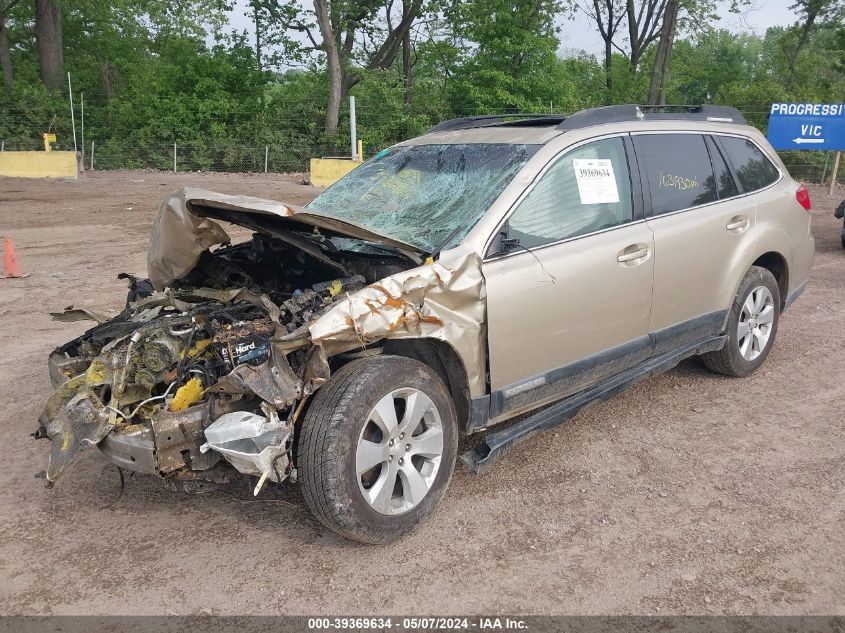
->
[
  {"left": 85, "top": 140, "right": 330, "bottom": 174},
  {"left": 1, "top": 105, "right": 844, "bottom": 184}
]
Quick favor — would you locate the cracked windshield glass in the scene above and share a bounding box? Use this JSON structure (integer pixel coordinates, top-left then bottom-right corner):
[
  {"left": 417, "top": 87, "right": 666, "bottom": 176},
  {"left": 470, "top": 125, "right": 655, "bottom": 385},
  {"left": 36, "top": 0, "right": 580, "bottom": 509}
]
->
[{"left": 307, "top": 143, "right": 538, "bottom": 252}]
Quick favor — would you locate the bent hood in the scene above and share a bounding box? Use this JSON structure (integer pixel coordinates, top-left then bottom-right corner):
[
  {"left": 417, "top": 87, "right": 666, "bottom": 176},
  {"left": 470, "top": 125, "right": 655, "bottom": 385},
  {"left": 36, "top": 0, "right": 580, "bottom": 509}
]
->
[{"left": 148, "top": 187, "right": 424, "bottom": 291}]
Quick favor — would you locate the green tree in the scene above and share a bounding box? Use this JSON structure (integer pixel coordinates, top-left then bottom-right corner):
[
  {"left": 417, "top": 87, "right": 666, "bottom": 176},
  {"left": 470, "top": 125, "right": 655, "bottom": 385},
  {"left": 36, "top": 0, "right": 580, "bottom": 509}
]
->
[
  {"left": 442, "top": 0, "right": 566, "bottom": 113},
  {"left": 0, "top": 0, "right": 21, "bottom": 89},
  {"left": 255, "top": 0, "right": 426, "bottom": 137},
  {"left": 785, "top": 0, "right": 844, "bottom": 90}
]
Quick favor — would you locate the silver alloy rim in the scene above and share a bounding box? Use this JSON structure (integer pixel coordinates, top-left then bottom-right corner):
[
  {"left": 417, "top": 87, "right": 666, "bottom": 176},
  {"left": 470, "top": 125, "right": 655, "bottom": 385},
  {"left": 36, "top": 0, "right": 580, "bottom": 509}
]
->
[
  {"left": 355, "top": 387, "right": 444, "bottom": 516},
  {"left": 737, "top": 285, "right": 775, "bottom": 361}
]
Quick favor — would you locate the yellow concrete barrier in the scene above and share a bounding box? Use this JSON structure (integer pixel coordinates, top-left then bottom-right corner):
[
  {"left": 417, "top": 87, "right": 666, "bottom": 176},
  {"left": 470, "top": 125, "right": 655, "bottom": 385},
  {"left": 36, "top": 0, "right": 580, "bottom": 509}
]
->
[
  {"left": 309, "top": 158, "right": 362, "bottom": 188},
  {"left": 0, "top": 151, "right": 78, "bottom": 179}
]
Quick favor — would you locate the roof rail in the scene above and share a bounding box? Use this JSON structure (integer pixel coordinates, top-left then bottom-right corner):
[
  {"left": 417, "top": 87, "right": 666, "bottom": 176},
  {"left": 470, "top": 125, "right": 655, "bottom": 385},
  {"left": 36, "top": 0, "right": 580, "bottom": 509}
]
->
[
  {"left": 556, "top": 104, "right": 746, "bottom": 130},
  {"left": 425, "top": 104, "right": 746, "bottom": 135},
  {"left": 427, "top": 114, "right": 566, "bottom": 134}
]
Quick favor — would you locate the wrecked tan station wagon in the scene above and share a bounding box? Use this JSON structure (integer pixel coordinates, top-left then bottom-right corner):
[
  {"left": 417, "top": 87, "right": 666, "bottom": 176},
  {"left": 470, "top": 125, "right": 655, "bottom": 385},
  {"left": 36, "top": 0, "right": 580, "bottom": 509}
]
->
[{"left": 35, "top": 105, "right": 815, "bottom": 543}]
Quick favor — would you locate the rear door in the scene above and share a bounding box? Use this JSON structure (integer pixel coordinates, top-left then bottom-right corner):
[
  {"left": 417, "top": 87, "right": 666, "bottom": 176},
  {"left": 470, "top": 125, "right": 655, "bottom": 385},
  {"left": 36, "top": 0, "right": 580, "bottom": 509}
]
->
[
  {"left": 633, "top": 132, "right": 753, "bottom": 352},
  {"left": 483, "top": 135, "right": 655, "bottom": 421}
]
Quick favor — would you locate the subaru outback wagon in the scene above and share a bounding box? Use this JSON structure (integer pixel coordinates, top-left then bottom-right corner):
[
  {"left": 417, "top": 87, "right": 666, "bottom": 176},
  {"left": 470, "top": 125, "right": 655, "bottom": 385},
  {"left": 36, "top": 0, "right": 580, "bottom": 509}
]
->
[{"left": 36, "top": 104, "right": 814, "bottom": 543}]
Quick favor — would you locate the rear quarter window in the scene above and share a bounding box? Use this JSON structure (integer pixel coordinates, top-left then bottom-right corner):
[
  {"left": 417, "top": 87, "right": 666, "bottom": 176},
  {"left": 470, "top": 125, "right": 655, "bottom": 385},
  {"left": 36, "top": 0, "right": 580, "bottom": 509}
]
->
[
  {"left": 705, "top": 136, "right": 739, "bottom": 199},
  {"left": 718, "top": 136, "right": 780, "bottom": 192},
  {"left": 632, "top": 134, "right": 718, "bottom": 215}
]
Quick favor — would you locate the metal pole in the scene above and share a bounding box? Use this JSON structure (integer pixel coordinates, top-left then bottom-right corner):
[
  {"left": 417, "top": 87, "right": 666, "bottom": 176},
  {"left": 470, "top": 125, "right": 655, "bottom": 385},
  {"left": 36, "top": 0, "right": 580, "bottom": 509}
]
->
[
  {"left": 173, "top": 143, "right": 177, "bottom": 173},
  {"left": 80, "top": 92, "right": 85, "bottom": 164},
  {"left": 67, "top": 72, "right": 78, "bottom": 153},
  {"left": 264, "top": 145, "right": 269, "bottom": 173},
  {"left": 90, "top": 140, "right": 95, "bottom": 170},
  {"left": 829, "top": 150, "right": 841, "bottom": 196},
  {"left": 1, "top": 141, "right": 4, "bottom": 152},
  {"left": 350, "top": 95, "right": 357, "bottom": 160},
  {"left": 821, "top": 151, "right": 831, "bottom": 185}
]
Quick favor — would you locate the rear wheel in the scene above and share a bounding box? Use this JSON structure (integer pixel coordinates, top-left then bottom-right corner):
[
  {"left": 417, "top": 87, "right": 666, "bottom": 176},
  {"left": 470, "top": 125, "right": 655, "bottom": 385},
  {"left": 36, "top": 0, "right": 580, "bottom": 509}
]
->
[
  {"left": 701, "top": 266, "right": 780, "bottom": 377},
  {"left": 297, "top": 355, "right": 457, "bottom": 544}
]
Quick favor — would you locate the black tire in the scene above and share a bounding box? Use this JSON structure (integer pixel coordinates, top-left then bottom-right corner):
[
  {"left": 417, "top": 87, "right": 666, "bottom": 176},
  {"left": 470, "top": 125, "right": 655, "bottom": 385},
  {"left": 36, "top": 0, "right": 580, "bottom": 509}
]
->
[
  {"left": 701, "top": 266, "right": 780, "bottom": 377},
  {"left": 297, "top": 355, "right": 458, "bottom": 544}
]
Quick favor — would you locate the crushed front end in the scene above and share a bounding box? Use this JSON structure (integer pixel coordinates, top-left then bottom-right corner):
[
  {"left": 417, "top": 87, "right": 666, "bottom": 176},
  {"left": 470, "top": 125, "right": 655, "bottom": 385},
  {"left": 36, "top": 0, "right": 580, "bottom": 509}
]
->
[
  {"left": 34, "top": 187, "right": 484, "bottom": 495},
  {"left": 35, "top": 269, "right": 367, "bottom": 489}
]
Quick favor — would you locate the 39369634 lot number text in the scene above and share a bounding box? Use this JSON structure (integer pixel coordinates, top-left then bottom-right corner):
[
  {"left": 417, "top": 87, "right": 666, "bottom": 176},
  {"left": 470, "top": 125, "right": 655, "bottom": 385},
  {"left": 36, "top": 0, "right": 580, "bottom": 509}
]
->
[{"left": 307, "top": 617, "right": 528, "bottom": 630}]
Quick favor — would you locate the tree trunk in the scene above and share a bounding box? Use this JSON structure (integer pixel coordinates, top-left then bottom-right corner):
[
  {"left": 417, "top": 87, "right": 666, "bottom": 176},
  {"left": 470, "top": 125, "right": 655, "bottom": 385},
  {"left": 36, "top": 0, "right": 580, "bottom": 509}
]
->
[
  {"left": 99, "top": 61, "right": 112, "bottom": 102},
  {"left": 647, "top": 0, "right": 678, "bottom": 106},
  {"left": 402, "top": 0, "right": 412, "bottom": 107},
  {"left": 626, "top": 0, "right": 639, "bottom": 67},
  {"left": 253, "top": 0, "right": 262, "bottom": 71},
  {"left": 786, "top": 11, "right": 818, "bottom": 91},
  {"left": 314, "top": 0, "right": 342, "bottom": 137},
  {"left": 34, "top": 0, "right": 63, "bottom": 90},
  {"left": 0, "top": 15, "right": 12, "bottom": 90},
  {"left": 604, "top": 38, "right": 613, "bottom": 102}
]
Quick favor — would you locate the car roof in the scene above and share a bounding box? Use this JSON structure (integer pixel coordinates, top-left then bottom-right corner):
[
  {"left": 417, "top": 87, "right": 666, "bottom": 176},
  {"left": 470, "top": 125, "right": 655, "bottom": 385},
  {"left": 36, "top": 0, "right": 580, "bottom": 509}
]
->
[
  {"left": 400, "top": 125, "right": 563, "bottom": 146},
  {"left": 401, "top": 104, "right": 754, "bottom": 147}
]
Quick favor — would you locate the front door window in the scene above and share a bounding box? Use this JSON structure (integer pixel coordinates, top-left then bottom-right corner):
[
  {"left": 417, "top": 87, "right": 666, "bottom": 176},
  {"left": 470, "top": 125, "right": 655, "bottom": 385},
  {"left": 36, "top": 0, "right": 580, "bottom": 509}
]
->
[{"left": 506, "top": 137, "right": 634, "bottom": 248}]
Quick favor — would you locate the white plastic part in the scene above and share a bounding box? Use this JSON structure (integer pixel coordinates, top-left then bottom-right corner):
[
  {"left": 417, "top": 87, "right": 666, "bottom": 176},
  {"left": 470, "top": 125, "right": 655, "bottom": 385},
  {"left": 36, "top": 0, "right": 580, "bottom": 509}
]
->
[{"left": 202, "top": 410, "right": 290, "bottom": 484}]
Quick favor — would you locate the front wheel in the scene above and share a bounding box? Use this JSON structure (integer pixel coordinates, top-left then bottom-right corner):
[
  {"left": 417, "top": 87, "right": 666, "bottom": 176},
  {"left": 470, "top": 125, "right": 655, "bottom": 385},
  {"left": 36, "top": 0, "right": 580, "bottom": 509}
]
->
[
  {"left": 297, "top": 355, "right": 458, "bottom": 544},
  {"left": 701, "top": 266, "right": 780, "bottom": 377}
]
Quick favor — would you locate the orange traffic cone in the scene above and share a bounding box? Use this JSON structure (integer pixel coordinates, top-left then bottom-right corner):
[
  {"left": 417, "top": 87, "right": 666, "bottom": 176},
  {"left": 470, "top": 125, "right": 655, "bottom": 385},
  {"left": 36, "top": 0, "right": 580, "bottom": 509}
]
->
[{"left": 2, "top": 235, "right": 29, "bottom": 279}]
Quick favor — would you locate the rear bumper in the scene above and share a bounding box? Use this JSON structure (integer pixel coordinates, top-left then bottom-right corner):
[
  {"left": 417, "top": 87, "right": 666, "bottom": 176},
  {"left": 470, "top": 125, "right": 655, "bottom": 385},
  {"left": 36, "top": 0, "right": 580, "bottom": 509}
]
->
[{"left": 784, "top": 231, "right": 814, "bottom": 312}]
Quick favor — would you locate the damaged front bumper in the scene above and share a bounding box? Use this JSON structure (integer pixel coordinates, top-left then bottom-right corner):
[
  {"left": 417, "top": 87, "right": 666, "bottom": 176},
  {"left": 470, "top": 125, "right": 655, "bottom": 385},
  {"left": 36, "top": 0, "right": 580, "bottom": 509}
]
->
[
  {"left": 98, "top": 401, "right": 223, "bottom": 476},
  {"left": 35, "top": 285, "right": 329, "bottom": 487}
]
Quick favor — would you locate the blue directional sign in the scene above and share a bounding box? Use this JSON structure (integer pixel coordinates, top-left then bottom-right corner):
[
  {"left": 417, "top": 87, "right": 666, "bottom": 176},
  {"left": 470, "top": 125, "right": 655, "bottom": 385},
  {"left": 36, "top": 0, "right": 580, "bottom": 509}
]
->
[{"left": 767, "top": 103, "right": 845, "bottom": 150}]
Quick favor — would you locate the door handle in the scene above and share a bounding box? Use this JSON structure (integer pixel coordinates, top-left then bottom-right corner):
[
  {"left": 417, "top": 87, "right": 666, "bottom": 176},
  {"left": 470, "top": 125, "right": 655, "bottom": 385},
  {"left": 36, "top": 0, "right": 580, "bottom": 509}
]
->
[
  {"left": 617, "top": 244, "right": 650, "bottom": 264},
  {"left": 726, "top": 216, "right": 750, "bottom": 232}
]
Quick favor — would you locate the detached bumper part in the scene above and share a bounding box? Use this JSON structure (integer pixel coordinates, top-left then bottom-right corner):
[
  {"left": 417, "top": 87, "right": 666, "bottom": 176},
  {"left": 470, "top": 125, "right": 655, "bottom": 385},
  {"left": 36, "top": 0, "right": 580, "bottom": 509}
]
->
[{"left": 37, "top": 373, "right": 117, "bottom": 484}]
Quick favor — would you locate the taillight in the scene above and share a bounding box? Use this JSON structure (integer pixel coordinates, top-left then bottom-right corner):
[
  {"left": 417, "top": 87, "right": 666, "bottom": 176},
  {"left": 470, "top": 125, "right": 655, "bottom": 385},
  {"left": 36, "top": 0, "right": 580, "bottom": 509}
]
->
[{"left": 796, "top": 185, "right": 811, "bottom": 211}]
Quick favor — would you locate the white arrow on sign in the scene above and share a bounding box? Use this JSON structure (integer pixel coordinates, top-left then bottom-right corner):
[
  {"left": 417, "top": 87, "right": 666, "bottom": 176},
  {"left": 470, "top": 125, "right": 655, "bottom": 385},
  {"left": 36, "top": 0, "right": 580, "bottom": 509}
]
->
[{"left": 793, "top": 137, "right": 825, "bottom": 144}]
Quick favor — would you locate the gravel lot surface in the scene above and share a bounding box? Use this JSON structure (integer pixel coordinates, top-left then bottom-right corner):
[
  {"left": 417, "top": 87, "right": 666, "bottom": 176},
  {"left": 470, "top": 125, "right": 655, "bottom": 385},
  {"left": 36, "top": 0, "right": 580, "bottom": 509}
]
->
[{"left": 0, "top": 171, "right": 842, "bottom": 615}]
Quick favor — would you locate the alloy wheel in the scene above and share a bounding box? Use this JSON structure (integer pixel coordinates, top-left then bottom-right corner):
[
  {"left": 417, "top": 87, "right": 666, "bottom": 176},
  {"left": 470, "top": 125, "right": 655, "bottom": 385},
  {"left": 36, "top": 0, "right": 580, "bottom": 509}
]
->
[
  {"left": 737, "top": 285, "right": 775, "bottom": 361},
  {"left": 355, "top": 388, "right": 444, "bottom": 515}
]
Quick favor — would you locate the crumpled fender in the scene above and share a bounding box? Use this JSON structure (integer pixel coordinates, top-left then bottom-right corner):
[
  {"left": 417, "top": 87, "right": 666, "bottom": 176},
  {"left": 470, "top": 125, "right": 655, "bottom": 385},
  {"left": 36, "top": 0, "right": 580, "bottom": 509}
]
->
[{"left": 307, "top": 244, "right": 487, "bottom": 396}]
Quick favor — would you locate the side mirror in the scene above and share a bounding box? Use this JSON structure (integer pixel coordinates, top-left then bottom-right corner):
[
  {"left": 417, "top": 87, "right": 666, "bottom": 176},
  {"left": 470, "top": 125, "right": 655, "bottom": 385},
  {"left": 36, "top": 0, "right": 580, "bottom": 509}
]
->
[
  {"left": 489, "top": 223, "right": 520, "bottom": 257},
  {"left": 502, "top": 237, "right": 520, "bottom": 253}
]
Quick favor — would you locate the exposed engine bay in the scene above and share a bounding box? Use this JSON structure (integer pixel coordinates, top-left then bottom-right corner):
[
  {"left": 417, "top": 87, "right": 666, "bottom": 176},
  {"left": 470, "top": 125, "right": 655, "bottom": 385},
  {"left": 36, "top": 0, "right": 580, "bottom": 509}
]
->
[{"left": 34, "top": 190, "right": 418, "bottom": 492}]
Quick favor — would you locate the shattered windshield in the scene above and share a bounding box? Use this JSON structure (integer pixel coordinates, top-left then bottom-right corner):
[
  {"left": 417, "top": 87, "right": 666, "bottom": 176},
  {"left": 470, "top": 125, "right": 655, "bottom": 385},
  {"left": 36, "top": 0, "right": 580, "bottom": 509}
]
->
[{"left": 307, "top": 143, "right": 538, "bottom": 253}]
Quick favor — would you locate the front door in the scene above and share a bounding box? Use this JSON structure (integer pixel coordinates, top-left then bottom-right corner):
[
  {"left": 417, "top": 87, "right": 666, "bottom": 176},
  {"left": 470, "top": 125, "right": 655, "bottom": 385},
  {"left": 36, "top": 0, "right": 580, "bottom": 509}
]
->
[{"left": 483, "top": 135, "right": 655, "bottom": 421}]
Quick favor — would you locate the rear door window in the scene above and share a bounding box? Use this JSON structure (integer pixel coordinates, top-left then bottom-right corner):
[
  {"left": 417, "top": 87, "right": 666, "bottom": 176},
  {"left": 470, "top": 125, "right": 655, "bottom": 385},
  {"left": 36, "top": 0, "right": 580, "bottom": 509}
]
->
[
  {"left": 718, "top": 136, "right": 780, "bottom": 192},
  {"left": 632, "top": 134, "right": 718, "bottom": 215}
]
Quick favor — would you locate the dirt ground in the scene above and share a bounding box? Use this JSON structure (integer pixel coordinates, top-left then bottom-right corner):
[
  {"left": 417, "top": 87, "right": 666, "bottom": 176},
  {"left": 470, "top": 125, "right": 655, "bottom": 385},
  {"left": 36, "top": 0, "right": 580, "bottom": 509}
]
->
[{"left": 0, "top": 171, "right": 843, "bottom": 616}]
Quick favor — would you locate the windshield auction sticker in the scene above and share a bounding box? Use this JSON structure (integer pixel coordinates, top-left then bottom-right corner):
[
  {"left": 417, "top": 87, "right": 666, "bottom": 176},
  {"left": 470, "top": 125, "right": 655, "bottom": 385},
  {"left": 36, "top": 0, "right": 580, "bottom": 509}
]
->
[{"left": 572, "top": 158, "right": 620, "bottom": 204}]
